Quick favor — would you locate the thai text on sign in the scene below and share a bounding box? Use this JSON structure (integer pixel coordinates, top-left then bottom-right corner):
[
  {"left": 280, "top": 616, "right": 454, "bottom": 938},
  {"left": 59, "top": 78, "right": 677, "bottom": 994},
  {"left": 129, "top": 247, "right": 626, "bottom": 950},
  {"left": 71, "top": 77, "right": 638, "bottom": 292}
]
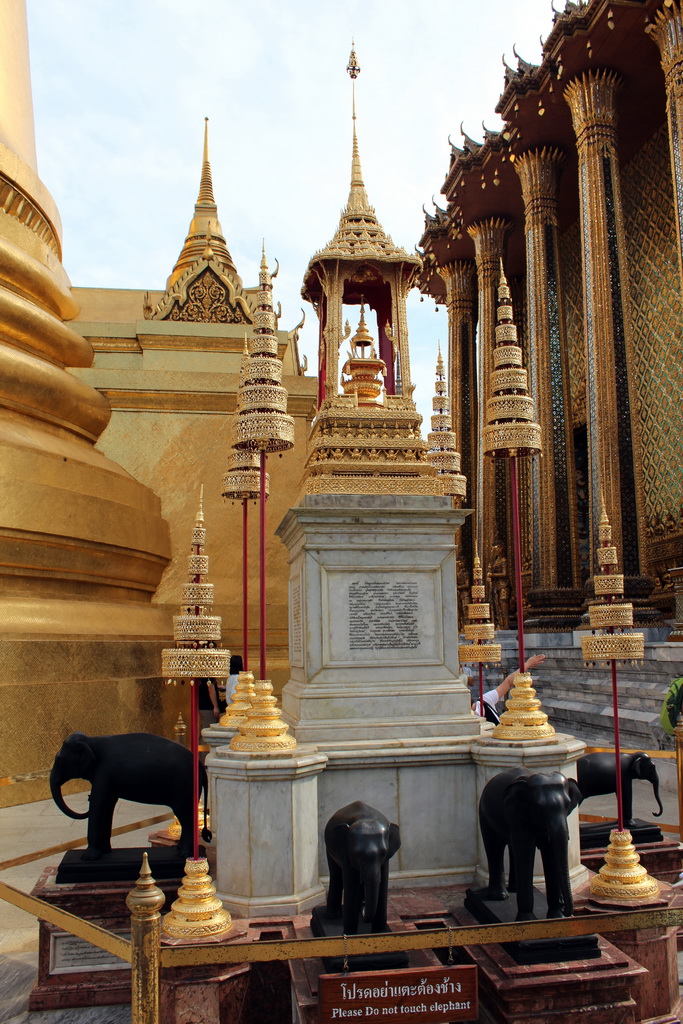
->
[{"left": 318, "top": 965, "right": 477, "bottom": 1023}]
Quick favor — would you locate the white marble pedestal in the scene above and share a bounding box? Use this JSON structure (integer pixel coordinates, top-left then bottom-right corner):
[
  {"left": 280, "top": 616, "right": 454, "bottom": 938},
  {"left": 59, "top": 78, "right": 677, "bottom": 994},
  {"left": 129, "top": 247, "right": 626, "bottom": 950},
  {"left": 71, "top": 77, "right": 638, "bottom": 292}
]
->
[
  {"left": 471, "top": 733, "right": 588, "bottom": 889},
  {"left": 207, "top": 743, "right": 328, "bottom": 917},
  {"left": 276, "top": 494, "right": 474, "bottom": 745}
]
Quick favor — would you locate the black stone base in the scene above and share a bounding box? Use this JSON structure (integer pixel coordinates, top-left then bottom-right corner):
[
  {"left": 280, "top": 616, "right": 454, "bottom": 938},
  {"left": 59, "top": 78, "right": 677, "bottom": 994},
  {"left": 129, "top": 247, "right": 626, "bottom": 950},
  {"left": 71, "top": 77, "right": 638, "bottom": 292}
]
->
[
  {"left": 55, "top": 846, "right": 199, "bottom": 884},
  {"left": 310, "top": 905, "right": 409, "bottom": 972},
  {"left": 464, "top": 887, "right": 600, "bottom": 965},
  {"left": 579, "top": 818, "right": 663, "bottom": 850}
]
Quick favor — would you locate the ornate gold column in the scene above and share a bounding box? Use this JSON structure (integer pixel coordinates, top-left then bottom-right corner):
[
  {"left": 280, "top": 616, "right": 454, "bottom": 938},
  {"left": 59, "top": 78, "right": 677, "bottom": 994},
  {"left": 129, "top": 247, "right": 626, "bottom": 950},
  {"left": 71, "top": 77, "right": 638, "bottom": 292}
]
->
[
  {"left": 564, "top": 71, "right": 647, "bottom": 582},
  {"left": 649, "top": 3, "right": 683, "bottom": 289},
  {"left": 467, "top": 220, "right": 511, "bottom": 589},
  {"left": 439, "top": 260, "right": 477, "bottom": 562},
  {"left": 515, "top": 148, "right": 582, "bottom": 627}
]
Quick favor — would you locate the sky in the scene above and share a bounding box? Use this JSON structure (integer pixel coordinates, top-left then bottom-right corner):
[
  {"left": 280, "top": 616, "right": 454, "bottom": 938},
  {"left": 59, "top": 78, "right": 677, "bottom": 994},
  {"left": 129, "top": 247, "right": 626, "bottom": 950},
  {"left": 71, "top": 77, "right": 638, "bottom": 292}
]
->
[{"left": 25, "top": 0, "right": 554, "bottom": 429}]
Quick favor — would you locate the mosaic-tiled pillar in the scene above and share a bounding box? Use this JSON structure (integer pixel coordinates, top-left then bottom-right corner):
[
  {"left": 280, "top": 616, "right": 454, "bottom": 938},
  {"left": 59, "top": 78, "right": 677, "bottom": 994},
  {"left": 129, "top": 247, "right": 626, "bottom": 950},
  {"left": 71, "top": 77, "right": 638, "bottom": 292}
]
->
[
  {"left": 467, "top": 219, "right": 511, "bottom": 591},
  {"left": 650, "top": 3, "right": 683, "bottom": 291},
  {"left": 564, "top": 70, "right": 647, "bottom": 580},
  {"left": 515, "top": 148, "right": 582, "bottom": 626},
  {"left": 439, "top": 260, "right": 477, "bottom": 565}
]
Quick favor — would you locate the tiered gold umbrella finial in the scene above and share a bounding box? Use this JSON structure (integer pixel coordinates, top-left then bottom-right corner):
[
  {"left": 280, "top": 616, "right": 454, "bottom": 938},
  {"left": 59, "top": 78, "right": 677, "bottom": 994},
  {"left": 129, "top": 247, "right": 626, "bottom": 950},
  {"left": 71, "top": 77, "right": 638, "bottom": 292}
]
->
[
  {"left": 231, "top": 247, "right": 295, "bottom": 456},
  {"left": 426, "top": 345, "right": 467, "bottom": 504},
  {"left": 160, "top": 489, "right": 232, "bottom": 939},
  {"left": 161, "top": 487, "right": 231, "bottom": 686},
  {"left": 483, "top": 262, "right": 542, "bottom": 460},
  {"left": 458, "top": 554, "right": 502, "bottom": 667},
  {"left": 483, "top": 262, "right": 553, "bottom": 741},
  {"left": 581, "top": 501, "right": 656, "bottom": 901}
]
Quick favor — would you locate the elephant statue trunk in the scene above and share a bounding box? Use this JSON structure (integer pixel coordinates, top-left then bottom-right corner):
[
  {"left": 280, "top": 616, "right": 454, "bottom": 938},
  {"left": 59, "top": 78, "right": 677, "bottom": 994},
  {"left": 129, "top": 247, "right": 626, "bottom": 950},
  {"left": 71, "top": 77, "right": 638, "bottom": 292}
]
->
[
  {"left": 49, "top": 755, "right": 91, "bottom": 820},
  {"left": 650, "top": 773, "right": 664, "bottom": 818}
]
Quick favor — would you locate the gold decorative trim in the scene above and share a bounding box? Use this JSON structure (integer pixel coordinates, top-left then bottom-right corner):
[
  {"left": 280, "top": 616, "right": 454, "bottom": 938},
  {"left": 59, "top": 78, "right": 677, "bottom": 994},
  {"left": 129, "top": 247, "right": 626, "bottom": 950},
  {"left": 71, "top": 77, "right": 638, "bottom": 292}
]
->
[
  {"left": 589, "top": 829, "right": 659, "bottom": 902},
  {"left": 230, "top": 678, "right": 297, "bottom": 752},
  {"left": 492, "top": 672, "right": 556, "bottom": 740},
  {"left": 162, "top": 856, "right": 232, "bottom": 938}
]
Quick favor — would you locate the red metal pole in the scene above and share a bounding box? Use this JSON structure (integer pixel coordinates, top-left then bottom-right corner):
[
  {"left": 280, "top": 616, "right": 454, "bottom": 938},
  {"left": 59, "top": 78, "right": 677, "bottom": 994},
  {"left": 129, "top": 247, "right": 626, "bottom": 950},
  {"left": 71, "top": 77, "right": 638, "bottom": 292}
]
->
[
  {"left": 478, "top": 663, "right": 484, "bottom": 720},
  {"left": 259, "top": 451, "right": 267, "bottom": 681},
  {"left": 242, "top": 498, "right": 249, "bottom": 671},
  {"left": 190, "top": 679, "right": 199, "bottom": 859},
  {"left": 509, "top": 455, "right": 525, "bottom": 674},
  {"left": 611, "top": 657, "right": 624, "bottom": 831}
]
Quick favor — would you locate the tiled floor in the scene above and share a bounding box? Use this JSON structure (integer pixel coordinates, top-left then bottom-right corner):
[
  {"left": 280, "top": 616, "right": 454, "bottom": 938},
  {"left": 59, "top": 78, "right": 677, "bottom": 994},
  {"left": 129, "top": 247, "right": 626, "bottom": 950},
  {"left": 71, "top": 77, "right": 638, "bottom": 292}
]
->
[{"left": 0, "top": 779, "right": 680, "bottom": 1022}]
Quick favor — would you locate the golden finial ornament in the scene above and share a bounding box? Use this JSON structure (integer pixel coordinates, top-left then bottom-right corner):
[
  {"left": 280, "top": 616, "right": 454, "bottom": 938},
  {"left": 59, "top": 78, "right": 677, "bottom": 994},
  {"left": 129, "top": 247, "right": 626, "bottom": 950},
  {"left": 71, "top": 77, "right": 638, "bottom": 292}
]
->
[
  {"left": 459, "top": 554, "right": 502, "bottom": 666},
  {"left": 483, "top": 261, "right": 541, "bottom": 459},
  {"left": 346, "top": 42, "right": 360, "bottom": 80},
  {"left": 161, "top": 488, "right": 230, "bottom": 683},
  {"left": 219, "top": 669, "right": 256, "bottom": 727},
  {"left": 426, "top": 344, "right": 467, "bottom": 502},
  {"left": 231, "top": 247, "right": 295, "bottom": 454},
  {"left": 589, "top": 829, "right": 659, "bottom": 902},
  {"left": 491, "top": 670, "right": 555, "bottom": 741},
  {"left": 582, "top": 500, "right": 644, "bottom": 665},
  {"left": 162, "top": 857, "right": 232, "bottom": 939},
  {"left": 230, "top": 678, "right": 296, "bottom": 752}
]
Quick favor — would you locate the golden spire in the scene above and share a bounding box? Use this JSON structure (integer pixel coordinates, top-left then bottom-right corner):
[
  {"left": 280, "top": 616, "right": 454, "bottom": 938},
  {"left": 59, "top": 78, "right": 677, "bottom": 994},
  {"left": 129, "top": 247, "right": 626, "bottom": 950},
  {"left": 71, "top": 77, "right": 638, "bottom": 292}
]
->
[
  {"left": 426, "top": 345, "right": 467, "bottom": 501},
  {"left": 167, "top": 118, "right": 238, "bottom": 288},
  {"left": 307, "top": 46, "right": 419, "bottom": 266}
]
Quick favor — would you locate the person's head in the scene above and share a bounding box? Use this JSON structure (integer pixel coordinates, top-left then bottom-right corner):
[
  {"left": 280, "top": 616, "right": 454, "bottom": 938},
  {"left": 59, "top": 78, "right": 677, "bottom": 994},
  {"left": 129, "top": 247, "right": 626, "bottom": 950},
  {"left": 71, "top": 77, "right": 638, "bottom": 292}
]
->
[{"left": 229, "top": 654, "right": 243, "bottom": 674}]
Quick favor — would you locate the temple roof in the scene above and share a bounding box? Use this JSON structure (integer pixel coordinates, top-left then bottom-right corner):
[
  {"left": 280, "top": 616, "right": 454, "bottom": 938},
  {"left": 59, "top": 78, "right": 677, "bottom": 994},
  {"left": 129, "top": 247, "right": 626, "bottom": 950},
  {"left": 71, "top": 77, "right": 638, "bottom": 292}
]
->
[
  {"left": 167, "top": 118, "right": 239, "bottom": 289},
  {"left": 306, "top": 110, "right": 420, "bottom": 270}
]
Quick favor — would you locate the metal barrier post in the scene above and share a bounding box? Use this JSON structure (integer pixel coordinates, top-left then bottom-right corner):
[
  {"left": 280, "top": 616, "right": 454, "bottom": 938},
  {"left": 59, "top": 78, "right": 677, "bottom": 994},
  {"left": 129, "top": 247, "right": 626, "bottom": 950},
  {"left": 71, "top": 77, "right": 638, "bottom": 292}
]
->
[
  {"left": 675, "top": 712, "right": 683, "bottom": 843},
  {"left": 126, "top": 854, "right": 165, "bottom": 1024}
]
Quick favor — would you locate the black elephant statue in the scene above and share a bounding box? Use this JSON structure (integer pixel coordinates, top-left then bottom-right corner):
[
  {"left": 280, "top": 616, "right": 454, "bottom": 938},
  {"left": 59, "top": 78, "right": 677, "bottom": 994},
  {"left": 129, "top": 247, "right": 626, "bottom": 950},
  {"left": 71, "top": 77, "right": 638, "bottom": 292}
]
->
[
  {"left": 324, "top": 801, "right": 401, "bottom": 935},
  {"left": 50, "top": 732, "right": 210, "bottom": 860},
  {"left": 577, "top": 751, "right": 663, "bottom": 827},
  {"left": 479, "top": 767, "right": 582, "bottom": 921}
]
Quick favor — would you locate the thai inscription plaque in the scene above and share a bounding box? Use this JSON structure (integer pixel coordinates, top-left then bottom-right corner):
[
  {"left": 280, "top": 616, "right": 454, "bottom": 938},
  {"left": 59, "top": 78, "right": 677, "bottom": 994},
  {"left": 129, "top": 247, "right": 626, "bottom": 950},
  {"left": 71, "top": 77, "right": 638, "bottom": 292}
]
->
[
  {"left": 50, "top": 931, "right": 128, "bottom": 975},
  {"left": 349, "top": 579, "right": 419, "bottom": 650},
  {"left": 318, "top": 965, "right": 478, "bottom": 1023}
]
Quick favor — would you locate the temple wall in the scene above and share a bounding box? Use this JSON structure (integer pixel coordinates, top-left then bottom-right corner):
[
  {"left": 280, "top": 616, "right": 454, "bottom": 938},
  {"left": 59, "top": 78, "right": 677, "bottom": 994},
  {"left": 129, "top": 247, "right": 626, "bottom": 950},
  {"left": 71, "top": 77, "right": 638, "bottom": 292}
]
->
[{"left": 621, "top": 123, "right": 683, "bottom": 528}]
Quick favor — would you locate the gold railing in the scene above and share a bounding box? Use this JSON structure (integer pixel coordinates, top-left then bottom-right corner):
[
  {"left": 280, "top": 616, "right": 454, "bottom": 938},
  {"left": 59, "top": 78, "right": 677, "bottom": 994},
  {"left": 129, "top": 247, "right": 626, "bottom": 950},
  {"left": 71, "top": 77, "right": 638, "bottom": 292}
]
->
[{"left": 2, "top": 876, "right": 683, "bottom": 1024}]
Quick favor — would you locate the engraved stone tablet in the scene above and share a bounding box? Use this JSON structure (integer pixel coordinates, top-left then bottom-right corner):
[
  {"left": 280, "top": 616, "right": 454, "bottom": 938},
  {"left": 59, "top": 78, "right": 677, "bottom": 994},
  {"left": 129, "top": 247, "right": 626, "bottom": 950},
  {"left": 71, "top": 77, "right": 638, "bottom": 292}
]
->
[
  {"left": 50, "top": 931, "right": 128, "bottom": 975},
  {"left": 291, "top": 574, "right": 303, "bottom": 666}
]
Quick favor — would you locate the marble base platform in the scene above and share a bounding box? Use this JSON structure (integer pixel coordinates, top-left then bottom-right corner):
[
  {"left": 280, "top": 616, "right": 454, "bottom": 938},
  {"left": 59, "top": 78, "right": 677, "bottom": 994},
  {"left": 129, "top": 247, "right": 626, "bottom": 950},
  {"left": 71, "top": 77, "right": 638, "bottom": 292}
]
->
[
  {"left": 207, "top": 743, "right": 328, "bottom": 917},
  {"left": 315, "top": 735, "right": 488, "bottom": 888}
]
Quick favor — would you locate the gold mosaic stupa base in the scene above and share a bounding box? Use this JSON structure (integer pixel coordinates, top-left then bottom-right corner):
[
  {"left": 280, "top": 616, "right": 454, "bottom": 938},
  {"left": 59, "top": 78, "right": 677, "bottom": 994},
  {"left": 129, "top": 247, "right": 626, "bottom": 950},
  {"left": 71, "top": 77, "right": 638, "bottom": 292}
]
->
[
  {"left": 219, "top": 670, "right": 256, "bottom": 726},
  {"left": 492, "top": 671, "right": 556, "bottom": 741},
  {"left": 589, "top": 829, "right": 660, "bottom": 902},
  {"left": 162, "top": 857, "right": 232, "bottom": 939},
  {"left": 230, "top": 678, "right": 297, "bottom": 753}
]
